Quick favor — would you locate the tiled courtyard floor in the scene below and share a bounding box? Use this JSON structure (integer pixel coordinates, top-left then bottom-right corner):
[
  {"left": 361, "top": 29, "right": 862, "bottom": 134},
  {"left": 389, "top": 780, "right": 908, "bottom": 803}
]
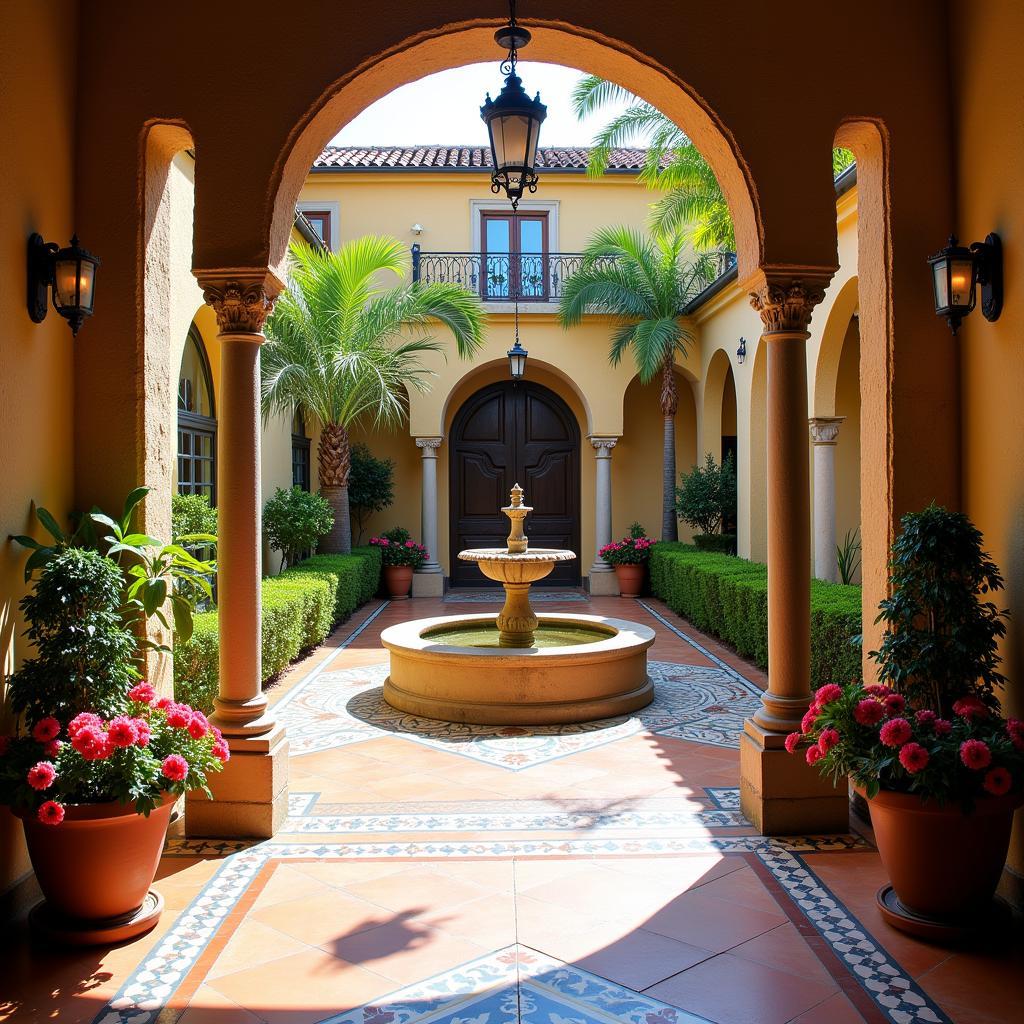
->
[{"left": 2, "top": 594, "right": 1022, "bottom": 1024}]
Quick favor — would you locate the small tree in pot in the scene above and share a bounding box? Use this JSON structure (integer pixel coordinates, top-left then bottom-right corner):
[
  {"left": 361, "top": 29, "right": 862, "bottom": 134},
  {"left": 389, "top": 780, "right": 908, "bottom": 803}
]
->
[{"left": 790, "top": 504, "right": 1018, "bottom": 940}]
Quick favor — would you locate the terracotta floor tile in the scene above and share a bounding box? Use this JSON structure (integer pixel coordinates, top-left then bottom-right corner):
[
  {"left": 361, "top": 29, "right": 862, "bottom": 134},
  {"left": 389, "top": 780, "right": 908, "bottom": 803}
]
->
[
  {"left": 915, "top": 941, "right": 1024, "bottom": 1024},
  {"left": 341, "top": 866, "right": 490, "bottom": 916},
  {"left": 418, "top": 891, "right": 517, "bottom": 946},
  {"left": 571, "top": 927, "right": 714, "bottom": 990},
  {"left": 518, "top": 863, "right": 673, "bottom": 924},
  {"left": 645, "top": 951, "right": 838, "bottom": 1024},
  {"left": 690, "top": 863, "right": 789, "bottom": 916},
  {"left": 789, "top": 991, "right": 868, "bottom": 1024},
  {"left": 248, "top": 864, "right": 333, "bottom": 911},
  {"left": 601, "top": 853, "right": 745, "bottom": 890},
  {"left": 286, "top": 858, "right": 410, "bottom": 890},
  {"left": 177, "top": 983, "right": 264, "bottom": 1024},
  {"left": 728, "top": 922, "right": 836, "bottom": 986},
  {"left": 206, "top": 919, "right": 311, "bottom": 980},
  {"left": 250, "top": 886, "right": 399, "bottom": 947},
  {"left": 642, "top": 889, "right": 786, "bottom": 952}
]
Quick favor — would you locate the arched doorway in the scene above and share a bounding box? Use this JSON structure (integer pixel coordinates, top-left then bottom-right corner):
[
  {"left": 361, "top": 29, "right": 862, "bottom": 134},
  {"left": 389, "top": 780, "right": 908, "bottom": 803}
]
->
[{"left": 449, "top": 380, "right": 580, "bottom": 587}]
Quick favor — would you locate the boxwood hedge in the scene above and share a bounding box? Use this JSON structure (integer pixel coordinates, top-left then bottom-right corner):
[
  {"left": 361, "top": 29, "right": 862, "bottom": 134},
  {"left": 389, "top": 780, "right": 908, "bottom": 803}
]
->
[
  {"left": 649, "top": 543, "right": 862, "bottom": 689},
  {"left": 174, "top": 546, "right": 382, "bottom": 714}
]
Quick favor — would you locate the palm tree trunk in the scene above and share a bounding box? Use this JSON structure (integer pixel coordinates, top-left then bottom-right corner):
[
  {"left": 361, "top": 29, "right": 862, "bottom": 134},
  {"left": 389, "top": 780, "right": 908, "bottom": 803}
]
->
[
  {"left": 318, "top": 422, "right": 353, "bottom": 554},
  {"left": 660, "top": 357, "right": 679, "bottom": 542}
]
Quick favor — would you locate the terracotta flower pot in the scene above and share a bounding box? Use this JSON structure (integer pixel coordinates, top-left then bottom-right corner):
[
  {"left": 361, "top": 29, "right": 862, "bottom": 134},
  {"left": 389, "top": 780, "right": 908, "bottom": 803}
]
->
[
  {"left": 17, "top": 793, "right": 174, "bottom": 939},
  {"left": 613, "top": 563, "right": 645, "bottom": 598},
  {"left": 383, "top": 564, "right": 414, "bottom": 600},
  {"left": 865, "top": 786, "right": 1022, "bottom": 931}
]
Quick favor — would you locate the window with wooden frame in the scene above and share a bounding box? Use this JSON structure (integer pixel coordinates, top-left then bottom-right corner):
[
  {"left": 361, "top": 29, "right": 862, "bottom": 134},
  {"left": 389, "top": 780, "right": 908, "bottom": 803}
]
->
[
  {"left": 177, "top": 326, "right": 216, "bottom": 503},
  {"left": 481, "top": 210, "right": 549, "bottom": 301},
  {"left": 302, "top": 210, "right": 332, "bottom": 250},
  {"left": 291, "top": 409, "right": 311, "bottom": 492}
]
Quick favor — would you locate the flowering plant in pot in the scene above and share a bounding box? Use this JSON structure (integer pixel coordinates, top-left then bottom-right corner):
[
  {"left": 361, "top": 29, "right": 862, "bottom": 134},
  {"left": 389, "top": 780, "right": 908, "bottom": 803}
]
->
[
  {"left": 0, "top": 544, "right": 226, "bottom": 943},
  {"left": 370, "top": 527, "right": 428, "bottom": 599},
  {"left": 789, "top": 504, "right": 1016, "bottom": 939},
  {"left": 599, "top": 523, "right": 655, "bottom": 597}
]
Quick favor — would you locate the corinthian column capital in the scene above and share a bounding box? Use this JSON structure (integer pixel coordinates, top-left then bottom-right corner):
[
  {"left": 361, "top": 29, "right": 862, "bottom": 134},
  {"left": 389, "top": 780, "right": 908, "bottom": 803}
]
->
[
  {"left": 589, "top": 436, "right": 618, "bottom": 454},
  {"left": 196, "top": 268, "right": 284, "bottom": 335},
  {"left": 748, "top": 270, "right": 832, "bottom": 335},
  {"left": 416, "top": 436, "right": 444, "bottom": 451},
  {"left": 808, "top": 416, "right": 845, "bottom": 445}
]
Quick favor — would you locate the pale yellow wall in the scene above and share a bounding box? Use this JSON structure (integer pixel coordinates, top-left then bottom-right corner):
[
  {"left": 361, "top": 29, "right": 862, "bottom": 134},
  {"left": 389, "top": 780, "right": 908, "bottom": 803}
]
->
[
  {"left": 834, "top": 319, "right": 862, "bottom": 577},
  {"left": 348, "top": 423, "right": 421, "bottom": 547},
  {"left": 0, "top": 0, "right": 78, "bottom": 904}
]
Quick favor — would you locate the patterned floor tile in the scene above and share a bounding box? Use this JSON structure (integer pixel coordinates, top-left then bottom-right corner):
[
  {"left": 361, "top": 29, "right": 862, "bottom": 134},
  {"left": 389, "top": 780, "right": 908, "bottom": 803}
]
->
[{"left": 276, "top": 662, "right": 762, "bottom": 768}]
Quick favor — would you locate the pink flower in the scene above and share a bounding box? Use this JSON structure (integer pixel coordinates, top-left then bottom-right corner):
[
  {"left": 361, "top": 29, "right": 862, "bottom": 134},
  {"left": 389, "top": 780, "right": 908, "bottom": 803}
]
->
[
  {"left": 800, "top": 707, "right": 819, "bottom": 734},
  {"left": 404, "top": 540, "right": 415, "bottom": 548},
  {"left": 165, "top": 704, "right": 192, "bottom": 729},
  {"left": 155, "top": 696, "right": 173, "bottom": 710},
  {"left": 934, "top": 718, "right": 953, "bottom": 736},
  {"left": 805, "top": 744, "right": 823, "bottom": 765},
  {"left": 784, "top": 732, "right": 801, "bottom": 754},
  {"left": 212, "top": 739, "right": 230, "bottom": 764},
  {"left": 129, "top": 682, "right": 156, "bottom": 703},
  {"left": 879, "top": 718, "right": 912, "bottom": 747},
  {"left": 814, "top": 684, "right": 843, "bottom": 706},
  {"left": 818, "top": 728, "right": 840, "bottom": 753},
  {"left": 915, "top": 709, "right": 937, "bottom": 728},
  {"left": 983, "top": 767, "right": 1013, "bottom": 796},
  {"left": 31, "top": 717, "right": 61, "bottom": 743},
  {"left": 864, "top": 684, "right": 891, "bottom": 698},
  {"left": 1007, "top": 720, "right": 1024, "bottom": 751},
  {"left": 883, "top": 694, "right": 906, "bottom": 717},
  {"left": 953, "top": 696, "right": 989, "bottom": 721},
  {"left": 187, "top": 711, "right": 210, "bottom": 740},
  {"left": 107, "top": 716, "right": 138, "bottom": 748},
  {"left": 68, "top": 712, "right": 102, "bottom": 738},
  {"left": 43, "top": 740, "right": 61, "bottom": 759},
  {"left": 71, "top": 725, "right": 111, "bottom": 761},
  {"left": 37, "top": 800, "right": 65, "bottom": 826},
  {"left": 27, "top": 761, "right": 57, "bottom": 791},
  {"left": 854, "top": 699, "right": 884, "bottom": 726},
  {"left": 899, "top": 743, "right": 929, "bottom": 773},
  {"left": 135, "top": 720, "right": 151, "bottom": 747},
  {"left": 161, "top": 754, "right": 189, "bottom": 782},
  {"left": 960, "top": 739, "right": 992, "bottom": 770}
]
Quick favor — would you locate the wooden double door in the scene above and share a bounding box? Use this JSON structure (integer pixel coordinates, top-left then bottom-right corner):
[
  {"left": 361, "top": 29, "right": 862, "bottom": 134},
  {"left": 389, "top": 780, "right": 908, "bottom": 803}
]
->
[{"left": 449, "top": 381, "right": 580, "bottom": 587}]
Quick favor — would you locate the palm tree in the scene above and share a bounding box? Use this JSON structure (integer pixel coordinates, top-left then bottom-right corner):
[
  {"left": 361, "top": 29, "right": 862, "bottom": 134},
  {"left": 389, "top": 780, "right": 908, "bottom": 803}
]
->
[
  {"left": 558, "top": 227, "right": 716, "bottom": 541},
  {"left": 572, "top": 75, "right": 855, "bottom": 250},
  {"left": 263, "top": 237, "right": 485, "bottom": 554}
]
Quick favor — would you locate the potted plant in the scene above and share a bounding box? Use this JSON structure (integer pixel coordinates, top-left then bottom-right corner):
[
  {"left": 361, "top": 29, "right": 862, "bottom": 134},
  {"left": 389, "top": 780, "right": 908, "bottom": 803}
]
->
[
  {"left": 370, "top": 527, "right": 428, "bottom": 600},
  {"left": 599, "top": 523, "right": 655, "bottom": 597},
  {"left": 789, "top": 504, "right": 1019, "bottom": 939}
]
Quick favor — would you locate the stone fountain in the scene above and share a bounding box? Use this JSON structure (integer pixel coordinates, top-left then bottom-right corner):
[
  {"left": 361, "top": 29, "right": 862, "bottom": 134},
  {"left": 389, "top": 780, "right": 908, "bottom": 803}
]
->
[{"left": 381, "top": 485, "right": 655, "bottom": 725}]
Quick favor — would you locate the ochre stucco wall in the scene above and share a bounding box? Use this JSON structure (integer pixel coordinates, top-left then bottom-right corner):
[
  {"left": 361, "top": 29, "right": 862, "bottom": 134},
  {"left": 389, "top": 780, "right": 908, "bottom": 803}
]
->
[
  {"left": 0, "top": 0, "right": 78, "bottom": 906},
  {"left": 955, "top": 0, "right": 1024, "bottom": 889}
]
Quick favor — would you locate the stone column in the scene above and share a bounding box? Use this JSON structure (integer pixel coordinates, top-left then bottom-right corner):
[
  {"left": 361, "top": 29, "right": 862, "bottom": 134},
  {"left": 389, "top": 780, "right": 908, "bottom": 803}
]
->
[
  {"left": 809, "top": 417, "right": 845, "bottom": 582},
  {"left": 588, "top": 437, "right": 619, "bottom": 595},
  {"left": 186, "top": 273, "right": 289, "bottom": 838},
  {"left": 412, "top": 437, "right": 444, "bottom": 597},
  {"left": 739, "top": 276, "right": 846, "bottom": 835}
]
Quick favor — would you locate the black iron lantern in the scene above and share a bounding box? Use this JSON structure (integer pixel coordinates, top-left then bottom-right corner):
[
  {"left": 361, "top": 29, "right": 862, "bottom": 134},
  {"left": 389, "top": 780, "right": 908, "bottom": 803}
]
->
[
  {"left": 736, "top": 337, "right": 747, "bottom": 365},
  {"left": 28, "top": 233, "right": 100, "bottom": 336},
  {"left": 508, "top": 337, "right": 528, "bottom": 380},
  {"left": 480, "top": 0, "right": 547, "bottom": 209},
  {"left": 927, "top": 233, "right": 1002, "bottom": 335}
]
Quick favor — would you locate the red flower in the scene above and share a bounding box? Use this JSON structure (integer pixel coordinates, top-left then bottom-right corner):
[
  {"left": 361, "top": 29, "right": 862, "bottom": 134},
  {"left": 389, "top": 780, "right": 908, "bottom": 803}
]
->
[
  {"left": 898, "top": 743, "right": 929, "bottom": 774},
  {"left": 37, "top": 800, "right": 65, "bottom": 826},
  {"left": 854, "top": 699, "right": 884, "bottom": 726},
  {"left": 953, "top": 696, "right": 989, "bottom": 721},
  {"left": 879, "top": 718, "right": 912, "bottom": 747},
  {"left": 864, "top": 684, "right": 891, "bottom": 698},
  {"left": 68, "top": 712, "right": 102, "bottom": 738},
  {"left": 129, "top": 682, "right": 155, "bottom": 703},
  {"left": 27, "top": 761, "right": 57, "bottom": 791},
  {"left": 1006, "top": 720, "right": 1024, "bottom": 751},
  {"left": 883, "top": 694, "right": 906, "bottom": 717},
  {"left": 107, "top": 715, "right": 138, "bottom": 748},
  {"left": 983, "top": 767, "right": 1013, "bottom": 796},
  {"left": 31, "top": 717, "right": 61, "bottom": 743},
  {"left": 165, "top": 704, "right": 192, "bottom": 729},
  {"left": 915, "top": 709, "right": 937, "bottom": 728},
  {"left": 784, "top": 732, "right": 801, "bottom": 754},
  {"left": 815, "top": 684, "right": 843, "bottom": 706},
  {"left": 800, "top": 707, "right": 819, "bottom": 734},
  {"left": 187, "top": 711, "right": 210, "bottom": 740},
  {"left": 161, "top": 754, "right": 189, "bottom": 781},
  {"left": 934, "top": 718, "right": 953, "bottom": 736},
  {"left": 805, "top": 744, "right": 823, "bottom": 765},
  {"left": 43, "top": 740, "right": 61, "bottom": 759},
  {"left": 155, "top": 696, "right": 172, "bottom": 710},
  {"left": 818, "top": 728, "right": 840, "bottom": 753},
  {"left": 135, "top": 720, "right": 152, "bottom": 747},
  {"left": 960, "top": 739, "right": 992, "bottom": 770},
  {"left": 212, "top": 739, "right": 230, "bottom": 764},
  {"left": 71, "top": 725, "right": 112, "bottom": 761}
]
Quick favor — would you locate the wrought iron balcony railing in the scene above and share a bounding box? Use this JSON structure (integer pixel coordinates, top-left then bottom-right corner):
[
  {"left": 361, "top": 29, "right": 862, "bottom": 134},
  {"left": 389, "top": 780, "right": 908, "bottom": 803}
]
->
[{"left": 410, "top": 245, "right": 738, "bottom": 305}]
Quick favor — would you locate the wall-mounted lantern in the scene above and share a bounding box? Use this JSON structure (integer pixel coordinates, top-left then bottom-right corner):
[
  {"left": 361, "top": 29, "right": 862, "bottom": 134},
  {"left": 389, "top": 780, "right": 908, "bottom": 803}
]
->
[
  {"left": 508, "top": 337, "right": 528, "bottom": 381},
  {"left": 927, "top": 233, "right": 1002, "bottom": 335},
  {"left": 411, "top": 223, "right": 423, "bottom": 235},
  {"left": 736, "top": 337, "right": 747, "bottom": 365},
  {"left": 480, "top": 0, "right": 547, "bottom": 210},
  {"left": 28, "top": 233, "right": 100, "bottom": 337}
]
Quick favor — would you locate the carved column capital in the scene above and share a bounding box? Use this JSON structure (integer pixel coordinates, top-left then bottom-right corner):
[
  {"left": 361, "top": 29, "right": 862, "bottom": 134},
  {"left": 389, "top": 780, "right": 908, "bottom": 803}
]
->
[
  {"left": 416, "top": 436, "right": 443, "bottom": 456},
  {"left": 589, "top": 436, "right": 619, "bottom": 454},
  {"left": 748, "top": 272, "right": 831, "bottom": 335},
  {"left": 808, "top": 416, "right": 845, "bottom": 445},
  {"left": 196, "top": 269, "right": 284, "bottom": 335}
]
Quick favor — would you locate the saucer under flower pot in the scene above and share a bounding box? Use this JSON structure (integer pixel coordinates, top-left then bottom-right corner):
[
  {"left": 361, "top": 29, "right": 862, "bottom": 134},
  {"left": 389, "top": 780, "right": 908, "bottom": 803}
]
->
[{"left": 876, "top": 884, "right": 1012, "bottom": 944}]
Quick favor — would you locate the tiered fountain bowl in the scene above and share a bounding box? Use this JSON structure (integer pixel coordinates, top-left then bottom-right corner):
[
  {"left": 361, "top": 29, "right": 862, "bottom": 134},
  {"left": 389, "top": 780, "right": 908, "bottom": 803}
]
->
[{"left": 381, "top": 485, "right": 655, "bottom": 725}]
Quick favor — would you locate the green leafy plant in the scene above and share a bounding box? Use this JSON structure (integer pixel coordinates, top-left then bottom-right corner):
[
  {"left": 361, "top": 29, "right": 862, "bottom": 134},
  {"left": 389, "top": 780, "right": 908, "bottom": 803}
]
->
[
  {"left": 600, "top": 523, "right": 655, "bottom": 566},
  {"left": 349, "top": 443, "right": 395, "bottom": 545},
  {"left": 171, "top": 493, "right": 218, "bottom": 541},
  {"left": 836, "top": 526, "right": 861, "bottom": 585},
  {"left": 675, "top": 452, "right": 737, "bottom": 538},
  {"left": 370, "top": 526, "right": 428, "bottom": 569},
  {"left": 263, "top": 486, "right": 335, "bottom": 571}
]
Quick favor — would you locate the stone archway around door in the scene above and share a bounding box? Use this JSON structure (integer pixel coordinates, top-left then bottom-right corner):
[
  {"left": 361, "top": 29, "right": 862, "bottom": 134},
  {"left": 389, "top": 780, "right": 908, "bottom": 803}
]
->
[{"left": 449, "top": 380, "right": 581, "bottom": 588}]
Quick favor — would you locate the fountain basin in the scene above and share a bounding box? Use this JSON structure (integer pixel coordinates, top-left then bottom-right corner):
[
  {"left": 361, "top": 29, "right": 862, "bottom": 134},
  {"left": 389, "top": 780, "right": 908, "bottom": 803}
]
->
[{"left": 381, "top": 613, "right": 655, "bottom": 725}]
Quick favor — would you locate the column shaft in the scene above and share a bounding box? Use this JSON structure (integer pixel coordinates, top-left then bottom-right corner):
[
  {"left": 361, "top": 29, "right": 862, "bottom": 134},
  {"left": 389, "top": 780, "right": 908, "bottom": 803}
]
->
[
  {"left": 809, "top": 418, "right": 844, "bottom": 582},
  {"left": 588, "top": 437, "right": 618, "bottom": 594},
  {"left": 412, "top": 437, "right": 444, "bottom": 597}
]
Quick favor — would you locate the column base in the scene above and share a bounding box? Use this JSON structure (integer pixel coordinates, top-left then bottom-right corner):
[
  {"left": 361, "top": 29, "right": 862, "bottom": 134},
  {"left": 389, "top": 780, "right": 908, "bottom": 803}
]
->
[
  {"left": 739, "top": 719, "right": 848, "bottom": 834},
  {"left": 185, "top": 724, "right": 289, "bottom": 838},
  {"left": 588, "top": 569, "right": 619, "bottom": 596},
  {"left": 411, "top": 569, "right": 444, "bottom": 598}
]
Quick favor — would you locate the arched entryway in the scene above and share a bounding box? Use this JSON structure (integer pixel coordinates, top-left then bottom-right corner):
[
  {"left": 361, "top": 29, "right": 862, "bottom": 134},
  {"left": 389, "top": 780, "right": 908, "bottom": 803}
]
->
[{"left": 449, "top": 380, "right": 580, "bottom": 588}]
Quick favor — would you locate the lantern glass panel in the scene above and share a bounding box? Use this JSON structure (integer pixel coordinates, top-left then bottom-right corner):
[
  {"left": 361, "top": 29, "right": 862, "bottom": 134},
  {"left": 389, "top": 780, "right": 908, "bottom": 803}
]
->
[
  {"left": 54, "top": 255, "right": 96, "bottom": 313},
  {"left": 948, "top": 256, "right": 975, "bottom": 309}
]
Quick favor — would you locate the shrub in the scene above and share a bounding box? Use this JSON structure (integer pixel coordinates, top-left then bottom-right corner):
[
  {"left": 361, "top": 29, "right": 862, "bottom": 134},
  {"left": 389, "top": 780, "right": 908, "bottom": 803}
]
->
[
  {"left": 649, "top": 543, "right": 862, "bottom": 689},
  {"left": 349, "top": 444, "right": 395, "bottom": 545},
  {"left": 263, "top": 486, "right": 334, "bottom": 570},
  {"left": 171, "top": 492, "right": 218, "bottom": 540},
  {"left": 676, "top": 452, "right": 736, "bottom": 536},
  {"left": 693, "top": 533, "right": 736, "bottom": 555},
  {"left": 174, "top": 548, "right": 382, "bottom": 714}
]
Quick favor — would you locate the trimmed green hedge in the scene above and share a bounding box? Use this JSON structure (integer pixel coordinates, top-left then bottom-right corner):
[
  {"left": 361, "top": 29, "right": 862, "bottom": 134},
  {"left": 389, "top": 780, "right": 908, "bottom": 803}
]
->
[
  {"left": 649, "top": 543, "right": 862, "bottom": 689},
  {"left": 174, "top": 546, "right": 382, "bottom": 714}
]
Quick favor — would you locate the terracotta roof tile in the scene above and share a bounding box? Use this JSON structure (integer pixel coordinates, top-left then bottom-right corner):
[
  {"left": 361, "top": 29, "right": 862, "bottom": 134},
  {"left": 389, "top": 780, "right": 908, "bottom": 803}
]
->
[{"left": 312, "top": 145, "right": 649, "bottom": 171}]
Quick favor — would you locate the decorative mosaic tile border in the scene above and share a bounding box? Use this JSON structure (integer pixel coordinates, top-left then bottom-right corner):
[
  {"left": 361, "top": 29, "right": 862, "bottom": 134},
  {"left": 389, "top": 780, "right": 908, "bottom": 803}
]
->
[{"left": 704, "top": 787, "right": 741, "bottom": 811}]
